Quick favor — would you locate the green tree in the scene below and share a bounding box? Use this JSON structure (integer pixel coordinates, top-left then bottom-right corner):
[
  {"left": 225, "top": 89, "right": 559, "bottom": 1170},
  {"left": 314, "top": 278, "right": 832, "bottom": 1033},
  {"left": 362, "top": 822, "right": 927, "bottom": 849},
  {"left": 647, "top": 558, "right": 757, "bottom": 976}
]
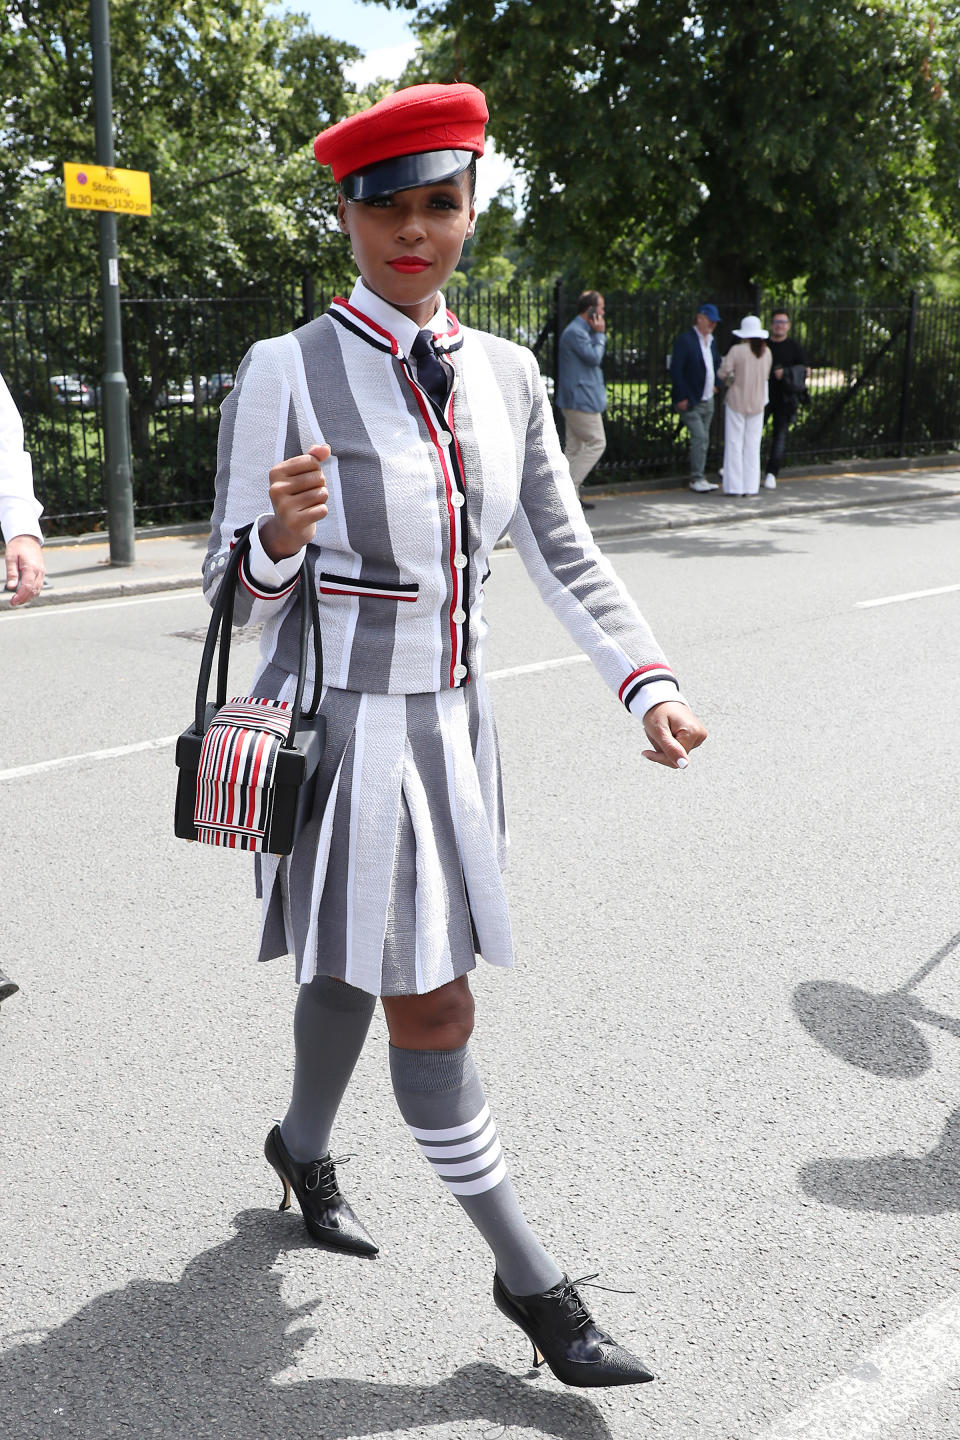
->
[
  {"left": 376, "top": 0, "right": 957, "bottom": 299},
  {"left": 0, "top": 0, "right": 361, "bottom": 291}
]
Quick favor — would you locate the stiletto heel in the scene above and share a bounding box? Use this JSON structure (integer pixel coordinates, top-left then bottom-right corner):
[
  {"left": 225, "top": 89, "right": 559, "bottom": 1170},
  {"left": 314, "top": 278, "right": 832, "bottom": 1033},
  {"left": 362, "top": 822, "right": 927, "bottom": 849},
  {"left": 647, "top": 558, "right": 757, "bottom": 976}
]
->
[
  {"left": 264, "top": 1124, "right": 379, "bottom": 1256},
  {"left": 494, "top": 1271, "right": 655, "bottom": 1388}
]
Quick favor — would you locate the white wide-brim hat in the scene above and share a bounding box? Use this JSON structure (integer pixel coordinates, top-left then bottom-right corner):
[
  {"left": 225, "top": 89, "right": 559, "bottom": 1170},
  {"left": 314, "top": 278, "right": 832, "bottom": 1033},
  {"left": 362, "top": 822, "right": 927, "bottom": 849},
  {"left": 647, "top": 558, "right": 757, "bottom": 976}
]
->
[{"left": 733, "top": 314, "right": 769, "bottom": 339}]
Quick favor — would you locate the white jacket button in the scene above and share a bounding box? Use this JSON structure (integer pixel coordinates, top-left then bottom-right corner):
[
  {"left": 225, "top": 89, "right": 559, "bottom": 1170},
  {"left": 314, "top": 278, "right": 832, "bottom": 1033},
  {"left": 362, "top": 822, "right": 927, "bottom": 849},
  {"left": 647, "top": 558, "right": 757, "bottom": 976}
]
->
[
  {"left": 453, "top": 553, "right": 467, "bottom": 569},
  {"left": 437, "top": 430, "right": 452, "bottom": 445},
  {"left": 452, "top": 607, "right": 466, "bottom": 623},
  {"left": 451, "top": 491, "right": 465, "bottom": 508},
  {"left": 453, "top": 663, "right": 468, "bottom": 680}
]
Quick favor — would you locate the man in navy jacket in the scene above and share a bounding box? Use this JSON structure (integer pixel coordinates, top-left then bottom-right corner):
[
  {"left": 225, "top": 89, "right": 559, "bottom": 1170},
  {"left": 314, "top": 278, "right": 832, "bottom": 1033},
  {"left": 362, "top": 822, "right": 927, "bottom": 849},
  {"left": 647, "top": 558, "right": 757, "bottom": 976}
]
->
[
  {"left": 557, "top": 291, "right": 607, "bottom": 509},
  {"left": 670, "top": 303, "right": 722, "bottom": 492}
]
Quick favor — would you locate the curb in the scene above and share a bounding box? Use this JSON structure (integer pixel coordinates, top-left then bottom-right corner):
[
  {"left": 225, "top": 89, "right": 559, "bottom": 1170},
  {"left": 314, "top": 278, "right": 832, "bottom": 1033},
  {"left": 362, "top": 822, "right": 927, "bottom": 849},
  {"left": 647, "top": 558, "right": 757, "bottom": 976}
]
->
[
  {"left": 6, "top": 484, "right": 959, "bottom": 610},
  {"left": 582, "top": 485, "right": 960, "bottom": 540},
  {"left": 0, "top": 574, "right": 202, "bottom": 613}
]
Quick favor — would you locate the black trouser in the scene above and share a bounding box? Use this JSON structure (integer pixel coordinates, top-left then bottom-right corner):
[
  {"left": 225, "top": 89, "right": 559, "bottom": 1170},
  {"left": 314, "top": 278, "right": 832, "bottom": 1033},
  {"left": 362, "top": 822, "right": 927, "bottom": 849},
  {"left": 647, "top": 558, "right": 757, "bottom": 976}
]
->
[{"left": 764, "top": 400, "right": 796, "bottom": 478}]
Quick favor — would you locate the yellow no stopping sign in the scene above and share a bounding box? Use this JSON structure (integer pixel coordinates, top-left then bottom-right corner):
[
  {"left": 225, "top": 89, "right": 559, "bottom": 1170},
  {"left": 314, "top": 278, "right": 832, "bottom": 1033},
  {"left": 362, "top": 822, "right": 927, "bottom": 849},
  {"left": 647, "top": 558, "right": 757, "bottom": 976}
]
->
[{"left": 64, "top": 162, "right": 152, "bottom": 216}]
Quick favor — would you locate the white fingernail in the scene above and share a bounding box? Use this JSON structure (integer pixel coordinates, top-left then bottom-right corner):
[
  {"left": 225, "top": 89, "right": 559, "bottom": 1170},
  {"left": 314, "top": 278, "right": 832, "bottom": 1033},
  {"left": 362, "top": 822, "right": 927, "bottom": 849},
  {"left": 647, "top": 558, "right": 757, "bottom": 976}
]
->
[{"left": 675, "top": 757, "right": 689, "bottom": 770}]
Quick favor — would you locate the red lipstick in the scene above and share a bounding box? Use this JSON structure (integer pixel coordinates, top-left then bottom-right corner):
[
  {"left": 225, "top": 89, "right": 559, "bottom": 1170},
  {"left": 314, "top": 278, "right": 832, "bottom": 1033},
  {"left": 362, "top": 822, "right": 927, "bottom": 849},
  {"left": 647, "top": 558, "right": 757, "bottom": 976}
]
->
[{"left": 388, "top": 257, "right": 431, "bottom": 273}]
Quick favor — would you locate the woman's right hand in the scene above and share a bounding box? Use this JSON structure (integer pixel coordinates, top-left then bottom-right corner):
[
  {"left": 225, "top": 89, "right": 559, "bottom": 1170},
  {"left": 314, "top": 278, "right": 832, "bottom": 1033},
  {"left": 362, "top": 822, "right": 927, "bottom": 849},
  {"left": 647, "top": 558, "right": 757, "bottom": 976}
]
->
[{"left": 261, "top": 444, "right": 330, "bottom": 560}]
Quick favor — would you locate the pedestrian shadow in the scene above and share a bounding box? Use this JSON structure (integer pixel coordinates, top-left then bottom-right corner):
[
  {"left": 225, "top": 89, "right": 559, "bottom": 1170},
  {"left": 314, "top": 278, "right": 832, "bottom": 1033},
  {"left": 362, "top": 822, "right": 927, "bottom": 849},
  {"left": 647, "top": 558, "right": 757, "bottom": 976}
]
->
[
  {"left": 792, "top": 930, "right": 960, "bottom": 1216},
  {"left": 0, "top": 1208, "right": 613, "bottom": 1440}
]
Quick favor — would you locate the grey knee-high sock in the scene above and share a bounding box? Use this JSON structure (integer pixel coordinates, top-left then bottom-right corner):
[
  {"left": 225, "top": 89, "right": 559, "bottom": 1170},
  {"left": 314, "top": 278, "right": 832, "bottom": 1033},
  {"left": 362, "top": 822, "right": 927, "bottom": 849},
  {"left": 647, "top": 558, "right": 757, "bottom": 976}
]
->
[
  {"left": 280, "top": 976, "right": 377, "bottom": 1163},
  {"left": 390, "top": 1043, "right": 564, "bottom": 1296}
]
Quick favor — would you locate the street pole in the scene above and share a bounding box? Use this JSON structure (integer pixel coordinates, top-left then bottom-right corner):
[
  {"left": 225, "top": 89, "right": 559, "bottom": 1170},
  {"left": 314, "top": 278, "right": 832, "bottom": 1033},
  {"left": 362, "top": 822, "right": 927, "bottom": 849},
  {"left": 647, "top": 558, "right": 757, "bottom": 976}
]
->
[
  {"left": 90, "top": 0, "right": 135, "bottom": 565},
  {"left": 897, "top": 288, "right": 919, "bottom": 458}
]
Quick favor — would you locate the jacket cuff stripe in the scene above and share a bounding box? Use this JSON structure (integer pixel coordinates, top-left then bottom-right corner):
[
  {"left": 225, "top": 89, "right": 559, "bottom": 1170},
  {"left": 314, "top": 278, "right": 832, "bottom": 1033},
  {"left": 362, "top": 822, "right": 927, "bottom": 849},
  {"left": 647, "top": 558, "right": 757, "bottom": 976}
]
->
[
  {"left": 619, "top": 663, "right": 678, "bottom": 707},
  {"left": 238, "top": 553, "right": 301, "bottom": 601}
]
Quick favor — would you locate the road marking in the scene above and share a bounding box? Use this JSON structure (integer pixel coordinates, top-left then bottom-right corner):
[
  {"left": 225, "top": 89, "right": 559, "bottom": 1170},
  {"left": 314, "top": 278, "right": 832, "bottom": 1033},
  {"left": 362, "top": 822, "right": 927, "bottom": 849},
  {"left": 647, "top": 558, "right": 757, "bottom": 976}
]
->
[
  {"left": 0, "top": 735, "right": 180, "bottom": 783},
  {"left": 0, "top": 588, "right": 202, "bottom": 621},
  {"left": 755, "top": 1293, "right": 960, "bottom": 1439},
  {"left": 486, "top": 654, "right": 589, "bottom": 681},
  {"left": 0, "top": 655, "right": 592, "bottom": 783},
  {"left": 856, "top": 582, "right": 960, "bottom": 609}
]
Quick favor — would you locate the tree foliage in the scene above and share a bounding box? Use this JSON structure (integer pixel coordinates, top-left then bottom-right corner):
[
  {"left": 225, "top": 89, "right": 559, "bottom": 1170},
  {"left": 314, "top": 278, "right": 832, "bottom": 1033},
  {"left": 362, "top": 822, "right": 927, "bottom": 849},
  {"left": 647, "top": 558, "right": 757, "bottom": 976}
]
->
[
  {"left": 0, "top": 0, "right": 362, "bottom": 290},
  {"left": 379, "top": 0, "right": 959, "bottom": 299}
]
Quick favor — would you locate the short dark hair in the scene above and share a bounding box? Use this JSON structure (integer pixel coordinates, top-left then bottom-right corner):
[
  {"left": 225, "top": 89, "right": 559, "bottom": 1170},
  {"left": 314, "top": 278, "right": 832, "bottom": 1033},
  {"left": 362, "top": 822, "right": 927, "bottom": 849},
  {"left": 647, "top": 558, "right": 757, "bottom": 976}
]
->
[
  {"left": 771, "top": 307, "right": 790, "bottom": 321},
  {"left": 577, "top": 290, "right": 602, "bottom": 314}
]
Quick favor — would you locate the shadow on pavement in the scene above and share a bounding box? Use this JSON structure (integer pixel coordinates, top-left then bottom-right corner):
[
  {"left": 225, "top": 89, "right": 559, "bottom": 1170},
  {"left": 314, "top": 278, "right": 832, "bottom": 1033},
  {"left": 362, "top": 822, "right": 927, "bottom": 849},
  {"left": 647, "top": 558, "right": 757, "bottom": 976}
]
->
[
  {"left": 792, "top": 930, "right": 960, "bottom": 1216},
  {"left": 0, "top": 1208, "right": 614, "bottom": 1440},
  {"left": 602, "top": 528, "right": 798, "bottom": 561},
  {"left": 799, "top": 1108, "right": 960, "bottom": 1215},
  {"left": 818, "top": 495, "right": 960, "bottom": 529}
]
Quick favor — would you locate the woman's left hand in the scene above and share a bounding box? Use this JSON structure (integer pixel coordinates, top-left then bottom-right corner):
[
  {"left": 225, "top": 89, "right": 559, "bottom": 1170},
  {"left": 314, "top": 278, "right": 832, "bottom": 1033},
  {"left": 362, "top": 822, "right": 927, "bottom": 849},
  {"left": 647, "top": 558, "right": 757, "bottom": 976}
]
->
[{"left": 642, "top": 701, "right": 707, "bottom": 769}]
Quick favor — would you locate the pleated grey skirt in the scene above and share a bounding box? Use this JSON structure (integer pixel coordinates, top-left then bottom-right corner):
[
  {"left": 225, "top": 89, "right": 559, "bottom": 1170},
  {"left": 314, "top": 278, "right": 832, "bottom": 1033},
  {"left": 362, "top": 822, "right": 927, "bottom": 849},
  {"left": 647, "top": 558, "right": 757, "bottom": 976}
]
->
[{"left": 251, "top": 663, "right": 512, "bottom": 996}]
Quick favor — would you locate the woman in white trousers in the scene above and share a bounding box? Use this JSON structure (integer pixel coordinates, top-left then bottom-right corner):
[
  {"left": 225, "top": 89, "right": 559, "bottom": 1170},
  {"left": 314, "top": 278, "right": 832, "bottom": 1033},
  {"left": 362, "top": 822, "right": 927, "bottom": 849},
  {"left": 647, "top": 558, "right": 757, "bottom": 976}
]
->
[{"left": 718, "top": 316, "right": 772, "bottom": 495}]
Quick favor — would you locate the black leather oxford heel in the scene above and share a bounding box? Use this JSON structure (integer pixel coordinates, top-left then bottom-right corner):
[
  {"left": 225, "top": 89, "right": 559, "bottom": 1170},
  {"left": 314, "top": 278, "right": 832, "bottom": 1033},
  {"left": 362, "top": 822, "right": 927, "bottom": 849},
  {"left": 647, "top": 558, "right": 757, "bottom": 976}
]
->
[
  {"left": 264, "top": 1124, "right": 379, "bottom": 1256},
  {"left": 493, "top": 1271, "right": 655, "bottom": 1388}
]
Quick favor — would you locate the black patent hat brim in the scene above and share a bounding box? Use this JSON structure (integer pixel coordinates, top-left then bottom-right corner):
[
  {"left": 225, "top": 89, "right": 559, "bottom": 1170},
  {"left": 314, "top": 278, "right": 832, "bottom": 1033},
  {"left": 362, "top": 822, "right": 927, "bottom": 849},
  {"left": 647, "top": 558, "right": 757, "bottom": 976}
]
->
[{"left": 342, "top": 149, "right": 474, "bottom": 200}]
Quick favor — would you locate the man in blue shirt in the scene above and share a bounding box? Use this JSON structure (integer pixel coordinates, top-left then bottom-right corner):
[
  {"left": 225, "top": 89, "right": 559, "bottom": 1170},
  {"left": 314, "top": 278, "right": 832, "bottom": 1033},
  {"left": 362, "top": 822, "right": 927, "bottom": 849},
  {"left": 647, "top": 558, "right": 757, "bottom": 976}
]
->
[
  {"left": 669, "top": 303, "right": 722, "bottom": 492},
  {"left": 557, "top": 291, "right": 607, "bottom": 510}
]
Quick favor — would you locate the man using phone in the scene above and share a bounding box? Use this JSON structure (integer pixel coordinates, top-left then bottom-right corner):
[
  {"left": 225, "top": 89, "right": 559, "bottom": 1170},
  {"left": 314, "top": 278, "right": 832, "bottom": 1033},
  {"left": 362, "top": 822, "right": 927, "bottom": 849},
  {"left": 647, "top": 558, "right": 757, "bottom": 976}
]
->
[{"left": 557, "top": 290, "right": 607, "bottom": 510}]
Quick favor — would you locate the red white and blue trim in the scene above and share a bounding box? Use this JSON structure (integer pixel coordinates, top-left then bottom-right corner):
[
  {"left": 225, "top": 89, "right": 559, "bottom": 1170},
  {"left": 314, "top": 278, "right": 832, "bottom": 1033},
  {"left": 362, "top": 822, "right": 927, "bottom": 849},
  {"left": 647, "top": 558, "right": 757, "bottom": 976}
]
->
[
  {"left": 320, "top": 572, "right": 419, "bottom": 602},
  {"left": 619, "top": 663, "right": 679, "bottom": 712},
  {"left": 194, "top": 697, "right": 292, "bottom": 851}
]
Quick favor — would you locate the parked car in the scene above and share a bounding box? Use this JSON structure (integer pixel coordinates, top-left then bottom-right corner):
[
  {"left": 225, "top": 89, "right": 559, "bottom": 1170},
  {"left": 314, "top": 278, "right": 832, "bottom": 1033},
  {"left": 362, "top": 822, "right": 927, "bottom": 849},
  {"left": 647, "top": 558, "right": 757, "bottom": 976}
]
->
[
  {"left": 205, "top": 371, "right": 235, "bottom": 402},
  {"left": 49, "top": 374, "right": 95, "bottom": 407},
  {"left": 156, "top": 379, "right": 197, "bottom": 409}
]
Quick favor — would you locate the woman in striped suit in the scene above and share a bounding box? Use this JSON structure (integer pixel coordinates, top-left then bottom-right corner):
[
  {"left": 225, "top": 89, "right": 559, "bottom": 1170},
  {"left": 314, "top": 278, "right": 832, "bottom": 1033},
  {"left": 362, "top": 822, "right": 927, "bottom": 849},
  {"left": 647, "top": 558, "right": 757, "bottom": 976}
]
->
[{"left": 204, "top": 82, "right": 707, "bottom": 1388}]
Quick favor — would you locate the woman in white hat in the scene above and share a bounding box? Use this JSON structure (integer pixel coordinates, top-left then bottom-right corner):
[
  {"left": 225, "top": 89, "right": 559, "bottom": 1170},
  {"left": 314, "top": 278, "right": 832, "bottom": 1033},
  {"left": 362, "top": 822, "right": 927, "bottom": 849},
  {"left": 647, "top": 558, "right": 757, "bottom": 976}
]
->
[{"left": 718, "top": 316, "right": 773, "bottom": 495}]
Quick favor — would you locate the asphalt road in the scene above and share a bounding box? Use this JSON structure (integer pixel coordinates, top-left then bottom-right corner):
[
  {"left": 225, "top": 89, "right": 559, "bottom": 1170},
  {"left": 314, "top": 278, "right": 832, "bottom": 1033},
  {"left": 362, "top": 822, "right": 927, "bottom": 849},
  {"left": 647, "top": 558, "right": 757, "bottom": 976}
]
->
[{"left": 2, "top": 496, "right": 959, "bottom": 1440}]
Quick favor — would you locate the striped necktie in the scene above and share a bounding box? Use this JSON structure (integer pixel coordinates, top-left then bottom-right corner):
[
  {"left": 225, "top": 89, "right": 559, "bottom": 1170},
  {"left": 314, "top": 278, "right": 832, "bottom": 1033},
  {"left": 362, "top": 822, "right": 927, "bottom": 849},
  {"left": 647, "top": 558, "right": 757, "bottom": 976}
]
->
[{"left": 410, "top": 330, "right": 451, "bottom": 414}]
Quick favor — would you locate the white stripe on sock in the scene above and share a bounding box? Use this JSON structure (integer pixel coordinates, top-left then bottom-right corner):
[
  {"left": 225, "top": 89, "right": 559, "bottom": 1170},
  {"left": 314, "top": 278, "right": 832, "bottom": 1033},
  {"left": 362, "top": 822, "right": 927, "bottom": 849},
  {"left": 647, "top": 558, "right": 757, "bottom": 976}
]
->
[
  {"left": 445, "top": 1156, "right": 508, "bottom": 1196},
  {"left": 407, "top": 1102, "right": 490, "bottom": 1143},
  {"left": 429, "top": 1137, "right": 503, "bottom": 1179},
  {"left": 417, "top": 1116, "right": 498, "bottom": 1159}
]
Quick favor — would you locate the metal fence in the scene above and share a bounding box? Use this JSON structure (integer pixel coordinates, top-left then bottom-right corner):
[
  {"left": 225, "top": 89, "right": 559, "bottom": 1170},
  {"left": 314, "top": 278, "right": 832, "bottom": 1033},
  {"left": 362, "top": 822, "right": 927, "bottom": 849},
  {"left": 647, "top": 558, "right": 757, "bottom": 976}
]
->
[{"left": 2, "top": 280, "right": 959, "bottom": 533}]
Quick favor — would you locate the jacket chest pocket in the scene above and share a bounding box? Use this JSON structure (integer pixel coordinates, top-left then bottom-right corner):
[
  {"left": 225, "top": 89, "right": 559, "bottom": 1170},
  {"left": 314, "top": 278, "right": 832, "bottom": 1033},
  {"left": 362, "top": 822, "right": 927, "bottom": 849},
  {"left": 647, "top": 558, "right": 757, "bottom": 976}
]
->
[{"left": 319, "top": 573, "right": 419, "bottom": 602}]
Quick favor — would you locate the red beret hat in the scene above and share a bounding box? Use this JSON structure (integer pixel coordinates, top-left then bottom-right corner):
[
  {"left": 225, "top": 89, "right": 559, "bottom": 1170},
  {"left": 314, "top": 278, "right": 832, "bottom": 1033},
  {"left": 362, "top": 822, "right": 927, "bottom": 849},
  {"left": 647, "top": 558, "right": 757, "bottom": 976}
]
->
[{"left": 315, "top": 82, "right": 488, "bottom": 197}]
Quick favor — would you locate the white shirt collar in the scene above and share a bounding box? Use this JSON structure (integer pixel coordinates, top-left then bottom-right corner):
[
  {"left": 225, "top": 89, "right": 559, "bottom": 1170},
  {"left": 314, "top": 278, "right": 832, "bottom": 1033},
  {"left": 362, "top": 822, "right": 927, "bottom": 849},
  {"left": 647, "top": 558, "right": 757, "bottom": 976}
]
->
[{"left": 350, "top": 277, "right": 447, "bottom": 354}]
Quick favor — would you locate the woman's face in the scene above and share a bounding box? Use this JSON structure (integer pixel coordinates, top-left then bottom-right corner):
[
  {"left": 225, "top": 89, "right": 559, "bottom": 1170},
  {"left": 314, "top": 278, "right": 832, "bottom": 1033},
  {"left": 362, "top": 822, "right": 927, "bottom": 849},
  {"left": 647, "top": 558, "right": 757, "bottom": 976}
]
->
[{"left": 337, "top": 171, "right": 476, "bottom": 324}]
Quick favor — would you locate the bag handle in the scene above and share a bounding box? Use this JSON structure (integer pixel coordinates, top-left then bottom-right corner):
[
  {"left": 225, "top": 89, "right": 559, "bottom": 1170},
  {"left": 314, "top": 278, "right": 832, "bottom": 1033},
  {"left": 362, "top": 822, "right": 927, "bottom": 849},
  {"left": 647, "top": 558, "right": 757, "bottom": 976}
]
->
[{"left": 194, "top": 524, "right": 324, "bottom": 743}]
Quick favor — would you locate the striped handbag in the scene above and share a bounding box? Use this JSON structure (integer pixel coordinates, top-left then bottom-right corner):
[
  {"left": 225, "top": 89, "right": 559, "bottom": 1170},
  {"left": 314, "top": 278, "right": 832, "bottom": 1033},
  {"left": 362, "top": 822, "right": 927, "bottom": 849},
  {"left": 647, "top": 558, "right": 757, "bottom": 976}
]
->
[{"left": 174, "top": 524, "right": 325, "bottom": 855}]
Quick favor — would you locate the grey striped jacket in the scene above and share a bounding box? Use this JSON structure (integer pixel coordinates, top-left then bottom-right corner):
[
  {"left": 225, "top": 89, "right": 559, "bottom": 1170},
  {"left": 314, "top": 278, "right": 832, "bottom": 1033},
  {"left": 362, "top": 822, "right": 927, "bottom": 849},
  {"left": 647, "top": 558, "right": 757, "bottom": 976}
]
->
[{"left": 204, "top": 281, "right": 680, "bottom": 717}]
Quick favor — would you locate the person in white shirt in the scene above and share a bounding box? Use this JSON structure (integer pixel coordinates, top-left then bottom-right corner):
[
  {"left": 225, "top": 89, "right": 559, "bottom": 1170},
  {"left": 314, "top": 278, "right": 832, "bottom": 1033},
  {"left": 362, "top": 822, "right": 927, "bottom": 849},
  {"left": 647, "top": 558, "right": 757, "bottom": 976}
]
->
[
  {"left": 0, "top": 369, "right": 45, "bottom": 1007},
  {"left": 0, "top": 372, "right": 44, "bottom": 608}
]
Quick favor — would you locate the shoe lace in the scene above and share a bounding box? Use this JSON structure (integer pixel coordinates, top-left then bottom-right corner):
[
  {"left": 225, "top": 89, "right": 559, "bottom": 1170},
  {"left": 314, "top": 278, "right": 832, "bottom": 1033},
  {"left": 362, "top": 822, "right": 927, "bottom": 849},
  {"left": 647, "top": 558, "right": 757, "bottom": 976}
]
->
[
  {"left": 561, "top": 1273, "right": 636, "bottom": 1332},
  {"left": 303, "top": 1152, "right": 352, "bottom": 1202}
]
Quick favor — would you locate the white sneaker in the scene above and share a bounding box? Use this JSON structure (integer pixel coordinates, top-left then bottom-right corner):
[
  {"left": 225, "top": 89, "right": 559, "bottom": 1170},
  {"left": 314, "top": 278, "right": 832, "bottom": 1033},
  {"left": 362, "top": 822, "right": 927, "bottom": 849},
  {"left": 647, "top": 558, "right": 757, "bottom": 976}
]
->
[
  {"left": 763, "top": 473, "right": 777, "bottom": 489},
  {"left": 689, "top": 478, "right": 719, "bottom": 492}
]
